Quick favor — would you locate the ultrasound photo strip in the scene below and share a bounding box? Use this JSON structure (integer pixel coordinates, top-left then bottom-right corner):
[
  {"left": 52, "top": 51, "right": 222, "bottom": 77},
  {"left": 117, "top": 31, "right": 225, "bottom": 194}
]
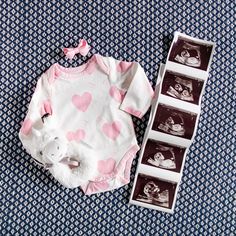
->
[
  {"left": 152, "top": 103, "right": 198, "bottom": 140},
  {"left": 130, "top": 65, "right": 185, "bottom": 213},
  {"left": 160, "top": 70, "right": 205, "bottom": 105},
  {"left": 131, "top": 174, "right": 178, "bottom": 213},
  {"left": 141, "top": 139, "right": 186, "bottom": 174},
  {"left": 130, "top": 32, "right": 215, "bottom": 213},
  {"left": 167, "top": 32, "right": 215, "bottom": 73}
]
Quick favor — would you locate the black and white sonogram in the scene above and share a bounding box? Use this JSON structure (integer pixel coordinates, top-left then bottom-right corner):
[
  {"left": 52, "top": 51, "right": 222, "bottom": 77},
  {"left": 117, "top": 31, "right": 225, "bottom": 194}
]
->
[
  {"left": 168, "top": 36, "right": 213, "bottom": 71},
  {"left": 152, "top": 104, "right": 197, "bottom": 139},
  {"left": 161, "top": 70, "right": 204, "bottom": 105},
  {"left": 132, "top": 174, "right": 177, "bottom": 209},
  {"left": 141, "top": 139, "right": 186, "bottom": 173}
]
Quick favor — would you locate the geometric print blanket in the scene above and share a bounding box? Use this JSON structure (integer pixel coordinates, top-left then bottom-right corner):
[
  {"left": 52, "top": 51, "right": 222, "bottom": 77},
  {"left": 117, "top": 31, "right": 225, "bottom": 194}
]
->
[{"left": 1, "top": 1, "right": 235, "bottom": 235}]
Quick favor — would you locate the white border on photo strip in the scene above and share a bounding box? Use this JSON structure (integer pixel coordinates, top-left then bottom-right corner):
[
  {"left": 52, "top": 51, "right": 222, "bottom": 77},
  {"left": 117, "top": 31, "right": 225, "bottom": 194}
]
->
[
  {"left": 167, "top": 31, "right": 216, "bottom": 74},
  {"left": 130, "top": 33, "right": 215, "bottom": 213},
  {"left": 161, "top": 63, "right": 208, "bottom": 109},
  {"left": 148, "top": 100, "right": 200, "bottom": 146},
  {"left": 150, "top": 64, "right": 207, "bottom": 146},
  {"left": 138, "top": 161, "right": 181, "bottom": 182},
  {"left": 129, "top": 64, "right": 179, "bottom": 214},
  {"left": 129, "top": 174, "right": 179, "bottom": 214},
  {"left": 129, "top": 64, "right": 195, "bottom": 213},
  {"left": 130, "top": 64, "right": 197, "bottom": 213},
  {"left": 159, "top": 66, "right": 207, "bottom": 107},
  {"left": 139, "top": 136, "right": 188, "bottom": 174},
  {"left": 129, "top": 198, "right": 175, "bottom": 214}
]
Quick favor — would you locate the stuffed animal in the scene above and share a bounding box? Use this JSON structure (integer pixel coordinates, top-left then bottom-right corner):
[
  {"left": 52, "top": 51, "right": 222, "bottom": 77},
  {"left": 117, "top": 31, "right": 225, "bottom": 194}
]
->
[{"left": 31, "top": 118, "right": 97, "bottom": 188}]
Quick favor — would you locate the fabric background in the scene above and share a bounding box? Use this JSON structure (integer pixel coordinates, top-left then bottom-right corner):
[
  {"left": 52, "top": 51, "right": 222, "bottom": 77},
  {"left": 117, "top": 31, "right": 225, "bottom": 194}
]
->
[{"left": 1, "top": 0, "right": 235, "bottom": 235}]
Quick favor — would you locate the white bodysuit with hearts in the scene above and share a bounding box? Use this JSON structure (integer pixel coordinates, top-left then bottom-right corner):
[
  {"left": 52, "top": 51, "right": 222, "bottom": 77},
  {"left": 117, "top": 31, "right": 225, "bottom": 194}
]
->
[{"left": 19, "top": 54, "right": 154, "bottom": 195}]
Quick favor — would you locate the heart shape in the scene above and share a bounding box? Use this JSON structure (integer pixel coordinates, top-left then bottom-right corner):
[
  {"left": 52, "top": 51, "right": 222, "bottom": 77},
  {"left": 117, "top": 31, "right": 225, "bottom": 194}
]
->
[
  {"left": 72, "top": 92, "right": 92, "bottom": 112},
  {"left": 98, "top": 158, "right": 116, "bottom": 174},
  {"left": 102, "top": 121, "right": 121, "bottom": 140},
  {"left": 67, "top": 129, "right": 85, "bottom": 143},
  {"left": 109, "top": 86, "right": 125, "bottom": 102}
]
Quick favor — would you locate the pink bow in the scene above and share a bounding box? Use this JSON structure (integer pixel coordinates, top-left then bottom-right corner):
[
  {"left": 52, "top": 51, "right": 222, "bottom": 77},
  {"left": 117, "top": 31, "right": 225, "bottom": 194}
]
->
[{"left": 63, "top": 39, "right": 91, "bottom": 59}]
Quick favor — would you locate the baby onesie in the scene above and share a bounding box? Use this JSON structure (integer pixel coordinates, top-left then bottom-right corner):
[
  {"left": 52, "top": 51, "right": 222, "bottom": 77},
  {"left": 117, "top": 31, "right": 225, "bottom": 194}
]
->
[{"left": 19, "top": 54, "right": 154, "bottom": 194}]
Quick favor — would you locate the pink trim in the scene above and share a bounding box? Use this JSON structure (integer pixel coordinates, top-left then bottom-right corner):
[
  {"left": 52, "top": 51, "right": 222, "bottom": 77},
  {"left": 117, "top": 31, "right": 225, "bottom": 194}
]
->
[
  {"left": 94, "top": 54, "right": 110, "bottom": 75},
  {"left": 84, "top": 59, "right": 96, "bottom": 75},
  {"left": 55, "top": 54, "right": 96, "bottom": 75},
  {"left": 81, "top": 144, "right": 140, "bottom": 195},
  {"left": 81, "top": 181, "right": 109, "bottom": 195},
  {"left": 56, "top": 61, "right": 88, "bottom": 74},
  {"left": 47, "top": 64, "right": 62, "bottom": 84},
  {"left": 48, "top": 65, "right": 56, "bottom": 84},
  {"left": 123, "top": 106, "right": 143, "bottom": 118},
  {"left": 80, "top": 183, "right": 88, "bottom": 193},
  {"left": 115, "top": 144, "right": 140, "bottom": 176},
  {"left": 52, "top": 54, "right": 109, "bottom": 79},
  {"left": 116, "top": 61, "right": 133, "bottom": 73},
  {"left": 93, "top": 172, "right": 116, "bottom": 182},
  {"left": 147, "top": 82, "right": 154, "bottom": 97}
]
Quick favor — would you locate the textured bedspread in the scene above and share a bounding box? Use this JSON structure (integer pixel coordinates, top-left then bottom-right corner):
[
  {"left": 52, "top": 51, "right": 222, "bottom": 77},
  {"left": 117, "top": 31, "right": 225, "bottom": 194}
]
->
[{"left": 1, "top": 1, "right": 235, "bottom": 235}]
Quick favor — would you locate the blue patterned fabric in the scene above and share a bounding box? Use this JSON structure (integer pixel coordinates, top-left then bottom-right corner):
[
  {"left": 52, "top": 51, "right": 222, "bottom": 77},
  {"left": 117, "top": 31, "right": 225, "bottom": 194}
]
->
[{"left": 1, "top": 1, "right": 235, "bottom": 235}]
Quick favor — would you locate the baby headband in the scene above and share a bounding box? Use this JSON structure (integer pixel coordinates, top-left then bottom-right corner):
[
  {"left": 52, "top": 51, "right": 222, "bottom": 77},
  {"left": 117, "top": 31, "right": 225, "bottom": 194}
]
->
[{"left": 63, "top": 39, "right": 91, "bottom": 59}]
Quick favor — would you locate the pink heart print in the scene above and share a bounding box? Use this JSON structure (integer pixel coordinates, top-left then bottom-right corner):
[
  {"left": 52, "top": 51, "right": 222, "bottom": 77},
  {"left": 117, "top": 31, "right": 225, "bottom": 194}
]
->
[
  {"left": 72, "top": 92, "right": 92, "bottom": 112},
  {"left": 98, "top": 158, "right": 116, "bottom": 174},
  {"left": 67, "top": 129, "right": 85, "bottom": 143},
  {"left": 109, "top": 86, "right": 125, "bottom": 103},
  {"left": 102, "top": 121, "right": 121, "bottom": 140}
]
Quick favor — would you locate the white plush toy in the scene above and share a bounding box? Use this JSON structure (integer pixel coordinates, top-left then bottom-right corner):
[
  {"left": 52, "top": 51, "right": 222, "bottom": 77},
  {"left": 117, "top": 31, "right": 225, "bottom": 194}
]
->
[{"left": 31, "top": 119, "right": 97, "bottom": 188}]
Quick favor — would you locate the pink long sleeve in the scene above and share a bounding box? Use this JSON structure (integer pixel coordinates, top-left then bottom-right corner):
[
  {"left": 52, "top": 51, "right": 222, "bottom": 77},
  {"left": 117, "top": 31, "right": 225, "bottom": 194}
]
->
[
  {"left": 108, "top": 58, "right": 154, "bottom": 118},
  {"left": 19, "top": 72, "right": 52, "bottom": 161}
]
